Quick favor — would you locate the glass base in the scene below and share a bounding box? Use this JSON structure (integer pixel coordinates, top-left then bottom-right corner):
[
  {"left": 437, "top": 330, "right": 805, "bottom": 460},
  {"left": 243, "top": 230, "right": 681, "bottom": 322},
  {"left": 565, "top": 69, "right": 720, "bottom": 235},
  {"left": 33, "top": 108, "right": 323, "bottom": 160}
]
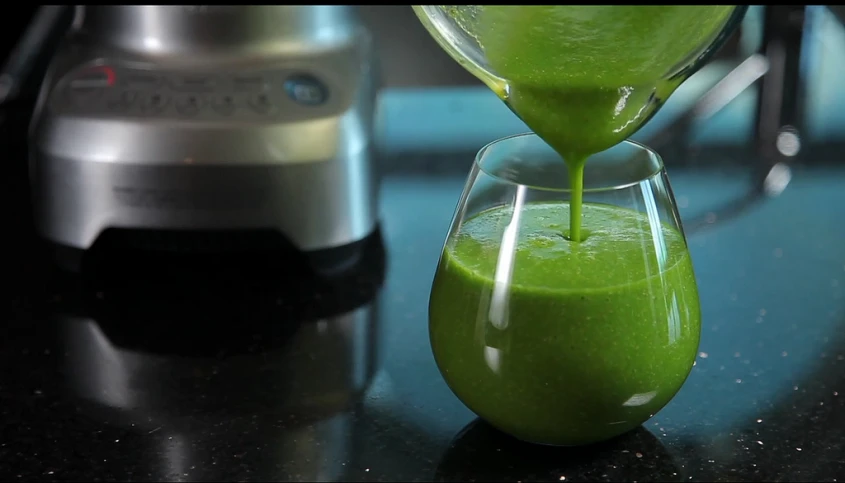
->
[{"left": 485, "top": 419, "right": 640, "bottom": 448}]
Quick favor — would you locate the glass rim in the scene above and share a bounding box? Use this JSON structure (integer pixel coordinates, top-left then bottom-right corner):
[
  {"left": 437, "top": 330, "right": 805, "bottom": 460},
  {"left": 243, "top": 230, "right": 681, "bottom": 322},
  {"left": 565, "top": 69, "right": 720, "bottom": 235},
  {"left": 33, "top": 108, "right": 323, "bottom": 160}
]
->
[{"left": 474, "top": 132, "right": 666, "bottom": 193}]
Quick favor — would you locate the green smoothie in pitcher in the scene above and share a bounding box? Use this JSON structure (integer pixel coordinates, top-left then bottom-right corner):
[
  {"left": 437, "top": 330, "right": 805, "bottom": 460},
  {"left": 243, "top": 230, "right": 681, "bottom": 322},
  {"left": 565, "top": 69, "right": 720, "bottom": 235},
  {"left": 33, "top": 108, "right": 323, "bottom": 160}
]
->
[{"left": 477, "top": 5, "right": 734, "bottom": 240}]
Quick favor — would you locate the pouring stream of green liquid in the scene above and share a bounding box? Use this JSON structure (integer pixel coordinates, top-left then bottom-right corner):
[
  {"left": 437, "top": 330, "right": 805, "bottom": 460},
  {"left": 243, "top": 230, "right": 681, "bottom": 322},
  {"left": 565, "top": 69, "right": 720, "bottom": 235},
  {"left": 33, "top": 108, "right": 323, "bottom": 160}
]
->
[{"left": 473, "top": 6, "right": 735, "bottom": 241}]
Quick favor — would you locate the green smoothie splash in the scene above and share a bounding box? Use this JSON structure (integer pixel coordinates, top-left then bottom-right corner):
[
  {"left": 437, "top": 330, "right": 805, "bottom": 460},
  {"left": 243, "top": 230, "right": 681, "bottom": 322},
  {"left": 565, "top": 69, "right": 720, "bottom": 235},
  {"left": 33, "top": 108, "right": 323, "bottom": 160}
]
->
[{"left": 469, "top": 6, "right": 735, "bottom": 241}]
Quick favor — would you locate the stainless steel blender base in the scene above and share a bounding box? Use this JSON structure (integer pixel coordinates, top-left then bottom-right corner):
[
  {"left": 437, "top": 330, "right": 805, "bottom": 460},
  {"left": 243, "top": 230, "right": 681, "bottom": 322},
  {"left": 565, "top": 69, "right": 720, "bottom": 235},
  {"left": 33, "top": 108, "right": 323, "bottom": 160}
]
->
[{"left": 29, "top": 6, "right": 381, "bottom": 274}]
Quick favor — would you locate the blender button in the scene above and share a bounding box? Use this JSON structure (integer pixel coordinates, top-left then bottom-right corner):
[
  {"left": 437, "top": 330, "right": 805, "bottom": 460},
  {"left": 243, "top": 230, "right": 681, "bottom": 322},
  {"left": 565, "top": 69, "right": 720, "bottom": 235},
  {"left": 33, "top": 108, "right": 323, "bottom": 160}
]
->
[
  {"left": 284, "top": 75, "right": 327, "bottom": 105},
  {"left": 141, "top": 93, "right": 169, "bottom": 113},
  {"left": 211, "top": 95, "right": 236, "bottom": 115},
  {"left": 248, "top": 93, "right": 274, "bottom": 114},
  {"left": 175, "top": 95, "right": 205, "bottom": 115},
  {"left": 120, "top": 91, "right": 138, "bottom": 105},
  {"left": 106, "top": 91, "right": 138, "bottom": 111}
]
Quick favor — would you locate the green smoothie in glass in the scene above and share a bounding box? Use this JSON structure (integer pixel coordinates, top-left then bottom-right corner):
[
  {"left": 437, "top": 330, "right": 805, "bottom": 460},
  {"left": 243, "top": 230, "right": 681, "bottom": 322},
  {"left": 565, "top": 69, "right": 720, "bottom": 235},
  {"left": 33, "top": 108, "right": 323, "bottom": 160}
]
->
[
  {"left": 430, "top": 202, "right": 700, "bottom": 446},
  {"left": 422, "top": 5, "right": 738, "bottom": 445}
]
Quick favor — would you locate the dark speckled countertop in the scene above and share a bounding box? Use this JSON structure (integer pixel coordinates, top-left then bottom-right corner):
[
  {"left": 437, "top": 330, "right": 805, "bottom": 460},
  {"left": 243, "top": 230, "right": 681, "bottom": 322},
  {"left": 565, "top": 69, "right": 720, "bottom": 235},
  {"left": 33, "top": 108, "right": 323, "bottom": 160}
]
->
[
  {"left": 4, "top": 151, "right": 845, "bottom": 482},
  {"left": 2, "top": 104, "right": 845, "bottom": 480}
]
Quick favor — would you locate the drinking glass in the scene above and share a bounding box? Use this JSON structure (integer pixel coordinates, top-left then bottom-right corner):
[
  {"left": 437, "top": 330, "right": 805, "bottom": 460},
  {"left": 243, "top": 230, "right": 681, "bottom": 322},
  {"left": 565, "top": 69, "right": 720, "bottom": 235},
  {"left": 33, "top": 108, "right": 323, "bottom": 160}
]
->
[{"left": 429, "top": 133, "right": 700, "bottom": 447}]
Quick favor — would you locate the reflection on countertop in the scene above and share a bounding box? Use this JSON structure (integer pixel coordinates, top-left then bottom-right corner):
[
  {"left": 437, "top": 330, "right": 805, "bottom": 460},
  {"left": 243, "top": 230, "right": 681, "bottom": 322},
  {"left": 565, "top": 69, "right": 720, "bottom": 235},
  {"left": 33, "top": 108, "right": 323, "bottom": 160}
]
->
[
  {"left": 10, "top": 231, "right": 386, "bottom": 481},
  {"left": 435, "top": 420, "right": 680, "bottom": 482}
]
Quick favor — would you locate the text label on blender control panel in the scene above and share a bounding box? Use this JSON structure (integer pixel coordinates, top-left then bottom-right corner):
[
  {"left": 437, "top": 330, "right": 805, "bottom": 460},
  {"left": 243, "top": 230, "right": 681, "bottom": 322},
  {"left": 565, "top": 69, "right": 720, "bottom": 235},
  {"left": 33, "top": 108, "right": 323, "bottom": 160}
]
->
[{"left": 59, "top": 65, "right": 332, "bottom": 121}]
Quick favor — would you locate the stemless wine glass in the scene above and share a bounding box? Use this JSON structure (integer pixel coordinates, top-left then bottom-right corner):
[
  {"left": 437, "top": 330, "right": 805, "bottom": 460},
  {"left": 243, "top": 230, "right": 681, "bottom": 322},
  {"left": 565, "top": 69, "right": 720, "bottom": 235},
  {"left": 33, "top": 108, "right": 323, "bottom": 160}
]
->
[{"left": 429, "top": 133, "right": 701, "bottom": 447}]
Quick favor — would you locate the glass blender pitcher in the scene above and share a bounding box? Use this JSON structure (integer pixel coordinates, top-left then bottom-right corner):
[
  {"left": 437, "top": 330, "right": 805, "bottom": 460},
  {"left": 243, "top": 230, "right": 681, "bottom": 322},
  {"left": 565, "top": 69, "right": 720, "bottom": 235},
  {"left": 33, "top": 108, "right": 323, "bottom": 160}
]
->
[
  {"left": 413, "top": 6, "right": 749, "bottom": 97},
  {"left": 412, "top": 6, "right": 749, "bottom": 159}
]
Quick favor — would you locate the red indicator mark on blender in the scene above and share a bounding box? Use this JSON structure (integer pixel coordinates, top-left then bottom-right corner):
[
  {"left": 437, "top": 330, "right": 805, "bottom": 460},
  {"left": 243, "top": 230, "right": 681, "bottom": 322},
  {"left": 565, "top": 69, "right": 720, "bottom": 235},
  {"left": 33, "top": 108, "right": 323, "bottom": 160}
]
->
[{"left": 70, "top": 66, "right": 116, "bottom": 89}]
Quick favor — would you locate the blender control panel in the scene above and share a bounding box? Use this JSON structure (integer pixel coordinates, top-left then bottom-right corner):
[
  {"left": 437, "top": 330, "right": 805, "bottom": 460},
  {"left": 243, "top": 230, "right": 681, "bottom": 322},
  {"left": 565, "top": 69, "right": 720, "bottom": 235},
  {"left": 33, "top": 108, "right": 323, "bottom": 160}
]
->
[{"left": 56, "top": 64, "right": 335, "bottom": 121}]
